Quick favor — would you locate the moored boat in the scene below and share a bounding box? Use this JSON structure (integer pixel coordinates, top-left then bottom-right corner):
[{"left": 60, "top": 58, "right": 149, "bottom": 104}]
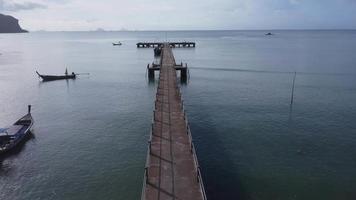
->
[
  {"left": 36, "top": 69, "right": 76, "bottom": 81},
  {"left": 113, "top": 42, "right": 122, "bottom": 46},
  {"left": 0, "top": 105, "right": 34, "bottom": 154}
]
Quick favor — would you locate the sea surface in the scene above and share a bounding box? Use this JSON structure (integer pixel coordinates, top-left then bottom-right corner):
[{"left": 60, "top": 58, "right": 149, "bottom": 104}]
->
[{"left": 1, "top": 30, "right": 356, "bottom": 200}]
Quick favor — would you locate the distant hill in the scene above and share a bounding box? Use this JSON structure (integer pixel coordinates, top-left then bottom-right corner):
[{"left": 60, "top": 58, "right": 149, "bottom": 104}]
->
[{"left": 0, "top": 13, "right": 28, "bottom": 33}]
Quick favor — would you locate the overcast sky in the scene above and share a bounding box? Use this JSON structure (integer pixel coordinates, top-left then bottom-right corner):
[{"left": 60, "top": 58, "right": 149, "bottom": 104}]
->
[{"left": 1, "top": 0, "right": 356, "bottom": 31}]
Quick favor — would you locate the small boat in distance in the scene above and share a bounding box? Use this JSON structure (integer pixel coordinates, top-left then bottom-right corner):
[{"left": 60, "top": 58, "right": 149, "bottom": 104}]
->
[
  {"left": 0, "top": 105, "right": 34, "bottom": 154},
  {"left": 266, "top": 32, "right": 273, "bottom": 36},
  {"left": 36, "top": 68, "right": 76, "bottom": 81},
  {"left": 112, "top": 42, "right": 122, "bottom": 46}
]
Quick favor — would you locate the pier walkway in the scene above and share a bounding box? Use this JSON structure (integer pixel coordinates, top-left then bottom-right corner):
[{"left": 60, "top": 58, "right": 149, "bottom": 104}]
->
[{"left": 142, "top": 44, "right": 206, "bottom": 200}]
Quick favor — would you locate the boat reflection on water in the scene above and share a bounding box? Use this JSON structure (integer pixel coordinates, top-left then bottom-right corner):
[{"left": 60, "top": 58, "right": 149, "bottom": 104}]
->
[
  {"left": 0, "top": 132, "right": 34, "bottom": 176},
  {"left": 0, "top": 131, "right": 35, "bottom": 165}
]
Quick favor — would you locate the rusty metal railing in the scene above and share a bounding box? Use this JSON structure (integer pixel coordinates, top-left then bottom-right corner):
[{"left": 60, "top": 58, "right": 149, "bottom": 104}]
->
[
  {"left": 176, "top": 84, "right": 207, "bottom": 200},
  {"left": 141, "top": 77, "right": 161, "bottom": 200}
]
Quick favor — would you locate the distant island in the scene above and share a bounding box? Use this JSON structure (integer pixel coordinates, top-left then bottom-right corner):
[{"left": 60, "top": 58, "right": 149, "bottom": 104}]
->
[{"left": 0, "top": 13, "right": 28, "bottom": 33}]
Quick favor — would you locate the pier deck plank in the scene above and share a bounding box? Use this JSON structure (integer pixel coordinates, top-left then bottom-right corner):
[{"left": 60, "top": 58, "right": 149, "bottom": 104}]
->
[{"left": 144, "top": 44, "right": 205, "bottom": 200}]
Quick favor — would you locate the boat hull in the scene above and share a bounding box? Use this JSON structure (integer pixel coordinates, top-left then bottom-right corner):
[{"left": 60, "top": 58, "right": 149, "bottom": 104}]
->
[
  {"left": 0, "top": 113, "right": 34, "bottom": 154},
  {"left": 40, "top": 75, "right": 76, "bottom": 81}
]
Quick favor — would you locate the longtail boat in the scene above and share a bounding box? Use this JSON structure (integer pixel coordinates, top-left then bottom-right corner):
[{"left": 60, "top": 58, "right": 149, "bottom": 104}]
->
[
  {"left": 0, "top": 105, "right": 34, "bottom": 154},
  {"left": 36, "top": 69, "right": 76, "bottom": 81}
]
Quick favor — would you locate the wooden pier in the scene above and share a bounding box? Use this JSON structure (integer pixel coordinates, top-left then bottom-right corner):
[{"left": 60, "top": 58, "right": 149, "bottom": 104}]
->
[
  {"left": 147, "top": 62, "right": 188, "bottom": 82},
  {"left": 137, "top": 42, "right": 195, "bottom": 48},
  {"left": 142, "top": 43, "right": 206, "bottom": 200}
]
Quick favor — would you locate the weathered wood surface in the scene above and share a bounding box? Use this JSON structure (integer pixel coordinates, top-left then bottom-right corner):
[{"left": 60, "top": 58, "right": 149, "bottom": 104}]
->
[{"left": 142, "top": 44, "right": 206, "bottom": 200}]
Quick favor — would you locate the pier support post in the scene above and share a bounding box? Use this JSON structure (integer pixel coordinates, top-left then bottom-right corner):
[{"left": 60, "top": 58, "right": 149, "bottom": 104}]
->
[
  {"left": 148, "top": 64, "right": 155, "bottom": 80},
  {"left": 148, "top": 69, "right": 155, "bottom": 80},
  {"left": 180, "top": 67, "right": 187, "bottom": 82}
]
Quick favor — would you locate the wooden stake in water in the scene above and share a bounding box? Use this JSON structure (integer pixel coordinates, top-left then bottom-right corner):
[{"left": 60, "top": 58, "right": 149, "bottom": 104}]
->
[{"left": 290, "top": 71, "right": 297, "bottom": 105}]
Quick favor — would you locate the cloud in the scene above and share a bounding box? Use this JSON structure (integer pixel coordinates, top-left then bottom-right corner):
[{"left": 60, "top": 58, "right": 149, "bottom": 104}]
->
[
  {"left": 0, "top": 0, "right": 47, "bottom": 12},
  {"left": 4, "top": 0, "right": 356, "bottom": 31}
]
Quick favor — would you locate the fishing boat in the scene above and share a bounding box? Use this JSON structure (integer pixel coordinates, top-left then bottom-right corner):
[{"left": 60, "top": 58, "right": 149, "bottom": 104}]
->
[
  {"left": 0, "top": 105, "right": 34, "bottom": 154},
  {"left": 36, "top": 69, "right": 76, "bottom": 81},
  {"left": 266, "top": 32, "right": 273, "bottom": 36},
  {"left": 112, "top": 42, "right": 122, "bottom": 46}
]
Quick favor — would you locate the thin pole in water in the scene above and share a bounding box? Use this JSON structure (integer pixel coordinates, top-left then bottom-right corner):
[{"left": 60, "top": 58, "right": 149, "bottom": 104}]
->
[{"left": 290, "top": 71, "right": 297, "bottom": 105}]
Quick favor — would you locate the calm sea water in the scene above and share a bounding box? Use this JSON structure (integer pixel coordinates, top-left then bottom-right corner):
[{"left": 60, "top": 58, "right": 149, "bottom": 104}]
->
[{"left": 1, "top": 30, "right": 356, "bottom": 200}]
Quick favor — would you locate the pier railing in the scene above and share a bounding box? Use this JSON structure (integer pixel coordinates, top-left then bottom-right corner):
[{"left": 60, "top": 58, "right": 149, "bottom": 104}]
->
[
  {"left": 177, "top": 85, "right": 207, "bottom": 200},
  {"left": 141, "top": 118, "right": 153, "bottom": 200},
  {"left": 141, "top": 76, "right": 162, "bottom": 200}
]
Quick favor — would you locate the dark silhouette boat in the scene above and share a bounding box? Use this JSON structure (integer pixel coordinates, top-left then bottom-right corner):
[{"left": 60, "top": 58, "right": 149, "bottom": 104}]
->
[
  {"left": 36, "top": 69, "right": 76, "bottom": 81},
  {"left": 112, "top": 42, "right": 122, "bottom": 46},
  {"left": 266, "top": 32, "right": 273, "bottom": 36},
  {"left": 0, "top": 105, "right": 34, "bottom": 154}
]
